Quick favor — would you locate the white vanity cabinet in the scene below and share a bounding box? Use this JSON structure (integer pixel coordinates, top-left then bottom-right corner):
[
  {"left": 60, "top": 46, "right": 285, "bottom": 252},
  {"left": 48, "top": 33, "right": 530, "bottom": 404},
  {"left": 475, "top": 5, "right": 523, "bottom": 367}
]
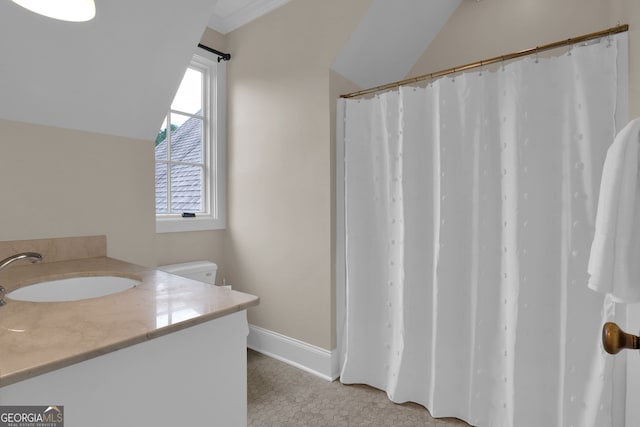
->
[{"left": 1, "top": 310, "right": 249, "bottom": 427}]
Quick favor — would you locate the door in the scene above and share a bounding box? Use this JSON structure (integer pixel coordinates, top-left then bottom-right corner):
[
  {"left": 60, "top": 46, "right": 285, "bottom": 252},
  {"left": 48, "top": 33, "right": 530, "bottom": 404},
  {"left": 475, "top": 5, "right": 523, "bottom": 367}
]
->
[{"left": 603, "top": 307, "right": 640, "bottom": 426}]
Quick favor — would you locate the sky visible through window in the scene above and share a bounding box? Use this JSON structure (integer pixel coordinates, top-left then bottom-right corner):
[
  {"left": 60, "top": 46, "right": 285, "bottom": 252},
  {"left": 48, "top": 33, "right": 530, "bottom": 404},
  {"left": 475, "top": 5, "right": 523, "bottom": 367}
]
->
[{"left": 161, "top": 67, "right": 203, "bottom": 129}]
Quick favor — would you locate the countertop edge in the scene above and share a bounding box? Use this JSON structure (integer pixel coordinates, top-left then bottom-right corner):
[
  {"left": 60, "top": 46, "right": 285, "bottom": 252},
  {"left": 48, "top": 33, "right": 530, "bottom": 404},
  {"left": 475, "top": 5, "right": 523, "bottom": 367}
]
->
[{"left": 0, "top": 299, "right": 259, "bottom": 388}]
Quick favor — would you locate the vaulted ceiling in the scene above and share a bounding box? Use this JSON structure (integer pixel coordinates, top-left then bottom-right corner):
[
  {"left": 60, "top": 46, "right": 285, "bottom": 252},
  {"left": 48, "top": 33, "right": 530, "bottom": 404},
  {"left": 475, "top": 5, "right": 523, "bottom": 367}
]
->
[
  {"left": 332, "top": 0, "right": 462, "bottom": 89},
  {"left": 0, "top": 0, "right": 293, "bottom": 140},
  {"left": 208, "top": 0, "right": 462, "bottom": 89},
  {"left": 0, "top": 0, "right": 461, "bottom": 141},
  {"left": 0, "top": 0, "right": 218, "bottom": 140}
]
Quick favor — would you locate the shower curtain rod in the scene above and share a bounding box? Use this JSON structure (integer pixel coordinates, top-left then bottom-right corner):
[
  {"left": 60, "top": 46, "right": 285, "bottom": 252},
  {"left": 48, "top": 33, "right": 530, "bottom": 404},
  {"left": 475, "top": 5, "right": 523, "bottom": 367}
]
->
[
  {"left": 197, "top": 43, "right": 231, "bottom": 62},
  {"left": 341, "top": 24, "right": 628, "bottom": 99}
]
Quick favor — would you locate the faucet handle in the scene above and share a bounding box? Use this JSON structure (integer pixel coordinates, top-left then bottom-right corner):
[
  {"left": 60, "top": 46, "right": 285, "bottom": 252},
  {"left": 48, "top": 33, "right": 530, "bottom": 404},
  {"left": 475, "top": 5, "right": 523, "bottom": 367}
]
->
[{"left": 0, "top": 286, "right": 5, "bottom": 293}]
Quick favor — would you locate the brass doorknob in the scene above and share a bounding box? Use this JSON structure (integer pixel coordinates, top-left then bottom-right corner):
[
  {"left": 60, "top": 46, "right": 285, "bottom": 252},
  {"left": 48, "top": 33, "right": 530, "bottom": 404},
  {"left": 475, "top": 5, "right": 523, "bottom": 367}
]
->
[{"left": 602, "top": 322, "right": 640, "bottom": 354}]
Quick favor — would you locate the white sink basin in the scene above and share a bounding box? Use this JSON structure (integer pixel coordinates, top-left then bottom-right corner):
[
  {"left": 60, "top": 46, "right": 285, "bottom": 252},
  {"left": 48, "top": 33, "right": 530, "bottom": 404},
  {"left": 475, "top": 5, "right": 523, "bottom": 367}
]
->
[{"left": 6, "top": 276, "right": 140, "bottom": 302}]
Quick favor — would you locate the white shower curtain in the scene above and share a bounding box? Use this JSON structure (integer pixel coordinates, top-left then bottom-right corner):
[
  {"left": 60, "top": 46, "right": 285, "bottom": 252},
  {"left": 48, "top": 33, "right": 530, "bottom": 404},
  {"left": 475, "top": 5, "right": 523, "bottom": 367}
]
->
[{"left": 340, "top": 34, "right": 628, "bottom": 427}]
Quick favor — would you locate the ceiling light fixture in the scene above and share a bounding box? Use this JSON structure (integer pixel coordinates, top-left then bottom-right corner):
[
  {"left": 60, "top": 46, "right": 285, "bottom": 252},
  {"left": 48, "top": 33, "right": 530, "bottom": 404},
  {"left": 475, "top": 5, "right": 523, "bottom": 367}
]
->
[{"left": 11, "top": 0, "right": 96, "bottom": 22}]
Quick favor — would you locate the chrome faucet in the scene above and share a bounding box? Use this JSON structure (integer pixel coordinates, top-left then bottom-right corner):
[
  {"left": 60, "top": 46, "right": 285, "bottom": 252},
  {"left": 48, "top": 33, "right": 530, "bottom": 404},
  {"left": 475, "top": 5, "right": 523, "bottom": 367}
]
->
[{"left": 0, "top": 252, "right": 43, "bottom": 306}]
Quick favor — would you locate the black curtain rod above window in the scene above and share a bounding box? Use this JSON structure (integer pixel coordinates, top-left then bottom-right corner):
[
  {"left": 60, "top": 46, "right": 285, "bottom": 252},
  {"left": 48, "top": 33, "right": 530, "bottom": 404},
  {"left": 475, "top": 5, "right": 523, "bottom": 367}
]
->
[{"left": 197, "top": 43, "right": 231, "bottom": 62}]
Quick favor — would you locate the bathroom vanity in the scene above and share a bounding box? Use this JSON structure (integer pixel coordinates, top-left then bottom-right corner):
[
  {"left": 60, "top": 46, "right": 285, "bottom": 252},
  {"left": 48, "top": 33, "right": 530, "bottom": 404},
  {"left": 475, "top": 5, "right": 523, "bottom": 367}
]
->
[{"left": 0, "top": 237, "right": 259, "bottom": 427}]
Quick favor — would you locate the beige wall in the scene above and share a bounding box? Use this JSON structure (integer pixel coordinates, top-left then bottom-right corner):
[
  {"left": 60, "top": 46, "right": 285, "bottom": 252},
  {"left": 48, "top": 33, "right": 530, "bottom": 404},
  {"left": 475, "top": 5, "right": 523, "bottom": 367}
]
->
[
  {"left": 158, "top": 16, "right": 368, "bottom": 349},
  {"left": 200, "top": 27, "right": 227, "bottom": 52},
  {"left": 0, "top": 119, "right": 155, "bottom": 267},
  {"left": 409, "top": 0, "right": 640, "bottom": 116},
  {"left": 223, "top": 0, "right": 370, "bottom": 350}
]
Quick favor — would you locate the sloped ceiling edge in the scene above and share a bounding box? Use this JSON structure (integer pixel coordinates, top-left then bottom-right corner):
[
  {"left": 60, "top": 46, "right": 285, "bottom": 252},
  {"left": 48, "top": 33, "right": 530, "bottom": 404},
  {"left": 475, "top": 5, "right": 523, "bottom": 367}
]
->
[
  {"left": 0, "top": 0, "right": 219, "bottom": 141},
  {"left": 332, "top": 0, "right": 462, "bottom": 90}
]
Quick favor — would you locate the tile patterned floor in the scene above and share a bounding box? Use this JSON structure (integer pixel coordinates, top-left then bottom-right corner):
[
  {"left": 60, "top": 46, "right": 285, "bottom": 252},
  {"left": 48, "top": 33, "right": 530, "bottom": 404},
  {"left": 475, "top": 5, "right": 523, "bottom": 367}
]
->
[{"left": 247, "top": 350, "right": 471, "bottom": 427}]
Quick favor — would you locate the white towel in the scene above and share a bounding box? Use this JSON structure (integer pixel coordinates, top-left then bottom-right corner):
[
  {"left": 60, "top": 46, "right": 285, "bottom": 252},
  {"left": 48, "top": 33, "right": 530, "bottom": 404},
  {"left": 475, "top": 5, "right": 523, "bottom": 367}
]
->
[{"left": 588, "top": 117, "right": 640, "bottom": 303}]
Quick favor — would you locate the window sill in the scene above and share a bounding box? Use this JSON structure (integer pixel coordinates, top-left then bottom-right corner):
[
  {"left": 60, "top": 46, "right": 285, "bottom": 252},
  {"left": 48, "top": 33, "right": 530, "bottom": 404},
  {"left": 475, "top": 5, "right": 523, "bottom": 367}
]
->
[{"left": 156, "top": 216, "right": 225, "bottom": 233}]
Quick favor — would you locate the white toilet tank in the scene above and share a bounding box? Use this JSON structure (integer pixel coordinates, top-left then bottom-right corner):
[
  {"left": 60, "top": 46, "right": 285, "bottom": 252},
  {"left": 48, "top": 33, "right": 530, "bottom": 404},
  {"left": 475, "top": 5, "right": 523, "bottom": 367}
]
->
[{"left": 158, "top": 261, "right": 218, "bottom": 286}]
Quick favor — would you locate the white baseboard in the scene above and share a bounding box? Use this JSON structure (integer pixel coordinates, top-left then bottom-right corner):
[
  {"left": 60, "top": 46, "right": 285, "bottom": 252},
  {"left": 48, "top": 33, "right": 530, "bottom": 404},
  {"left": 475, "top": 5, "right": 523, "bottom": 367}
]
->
[{"left": 247, "top": 324, "right": 340, "bottom": 381}]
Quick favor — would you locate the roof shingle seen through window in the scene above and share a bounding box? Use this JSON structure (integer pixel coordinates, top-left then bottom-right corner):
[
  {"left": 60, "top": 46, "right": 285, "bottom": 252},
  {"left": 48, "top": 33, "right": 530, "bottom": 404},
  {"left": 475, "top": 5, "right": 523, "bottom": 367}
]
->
[{"left": 155, "top": 113, "right": 204, "bottom": 213}]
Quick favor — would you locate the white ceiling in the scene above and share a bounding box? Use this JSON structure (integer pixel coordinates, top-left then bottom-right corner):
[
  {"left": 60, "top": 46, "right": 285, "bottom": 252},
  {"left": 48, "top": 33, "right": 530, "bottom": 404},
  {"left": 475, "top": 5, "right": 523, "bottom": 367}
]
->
[
  {"left": 332, "top": 0, "right": 462, "bottom": 89},
  {"left": 0, "top": 0, "right": 219, "bottom": 141},
  {"left": 0, "top": 0, "right": 463, "bottom": 141},
  {"left": 207, "top": 0, "right": 291, "bottom": 34}
]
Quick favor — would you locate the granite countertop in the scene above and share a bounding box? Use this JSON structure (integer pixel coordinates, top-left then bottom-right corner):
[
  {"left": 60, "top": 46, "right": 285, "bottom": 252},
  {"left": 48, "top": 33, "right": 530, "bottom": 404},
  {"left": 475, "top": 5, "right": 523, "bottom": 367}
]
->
[{"left": 0, "top": 256, "right": 259, "bottom": 387}]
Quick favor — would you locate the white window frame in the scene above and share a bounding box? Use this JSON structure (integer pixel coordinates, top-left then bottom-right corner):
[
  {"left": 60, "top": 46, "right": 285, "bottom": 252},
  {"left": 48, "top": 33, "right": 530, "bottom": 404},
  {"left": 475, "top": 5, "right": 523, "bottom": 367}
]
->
[{"left": 156, "top": 50, "right": 226, "bottom": 233}]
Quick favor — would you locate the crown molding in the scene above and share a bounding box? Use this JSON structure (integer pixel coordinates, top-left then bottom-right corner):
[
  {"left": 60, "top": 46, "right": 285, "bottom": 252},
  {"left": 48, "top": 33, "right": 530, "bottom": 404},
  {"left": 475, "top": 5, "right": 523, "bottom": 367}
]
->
[{"left": 208, "top": 0, "right": 290, "bottom": 34}]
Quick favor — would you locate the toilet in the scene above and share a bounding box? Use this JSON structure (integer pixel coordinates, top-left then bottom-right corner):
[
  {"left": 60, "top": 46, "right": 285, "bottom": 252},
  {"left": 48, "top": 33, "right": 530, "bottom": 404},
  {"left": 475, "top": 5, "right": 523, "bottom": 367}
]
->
[{"left": 158, "top": 261, "right": 229, "bottom": 289}]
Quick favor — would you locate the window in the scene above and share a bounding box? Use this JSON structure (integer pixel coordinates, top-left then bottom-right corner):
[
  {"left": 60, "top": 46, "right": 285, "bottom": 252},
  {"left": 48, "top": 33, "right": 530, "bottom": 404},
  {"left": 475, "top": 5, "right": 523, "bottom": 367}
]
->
[{"left": 155, "top": 52, "right": 226, "bottom": 233}]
